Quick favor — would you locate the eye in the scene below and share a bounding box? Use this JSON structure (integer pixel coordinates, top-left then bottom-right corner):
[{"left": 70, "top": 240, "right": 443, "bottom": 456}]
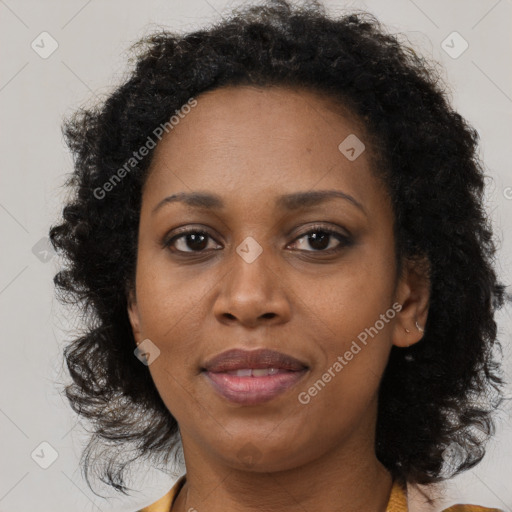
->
[
  {"left": 164, "top": 229, "right": 221, "bottom": 253},
  {"left": 289, "top": 226, "right": 351, "bottom": 253},
  {"left": 163, "top": 225, "right": 351, "bottom": 255}
]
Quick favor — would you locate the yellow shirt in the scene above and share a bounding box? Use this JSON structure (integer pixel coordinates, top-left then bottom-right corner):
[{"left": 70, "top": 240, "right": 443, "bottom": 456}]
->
[{"left": 137, "top": 474, "right": 503, "bottom": 512}]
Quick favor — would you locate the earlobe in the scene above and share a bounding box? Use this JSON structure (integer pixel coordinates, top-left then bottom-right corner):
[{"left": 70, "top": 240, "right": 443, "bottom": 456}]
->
[{"left": 392, "top": 256, "right": 430, "bottom": 348}]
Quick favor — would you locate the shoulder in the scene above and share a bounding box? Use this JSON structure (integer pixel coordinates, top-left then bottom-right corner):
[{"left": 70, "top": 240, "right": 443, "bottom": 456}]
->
[
  {"left": 400, "top": 480, "right": 504, "bottom": 512},
  {"left": 442, "top": 506, "right": 504, "bottom": 512},
  {"left": 136, "top": 474, "right": 186, "bottom": 512}
]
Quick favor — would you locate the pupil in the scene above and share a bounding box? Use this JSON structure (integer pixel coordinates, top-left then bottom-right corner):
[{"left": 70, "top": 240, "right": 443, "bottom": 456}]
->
[
  {"left": 187, "top": 233, "right": 207, "bottom": 250},
  {"left": 309, "top": 232, "right": 329, "bottom": 250}
]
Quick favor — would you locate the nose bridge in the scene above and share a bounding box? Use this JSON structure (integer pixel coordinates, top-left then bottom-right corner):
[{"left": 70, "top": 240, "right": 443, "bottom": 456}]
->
[
  {"left": 213, "top": 235, "right": 290, "bottom": 325},
  {"left": 227, "top": 235, "right": 275, "bottom": 301}
]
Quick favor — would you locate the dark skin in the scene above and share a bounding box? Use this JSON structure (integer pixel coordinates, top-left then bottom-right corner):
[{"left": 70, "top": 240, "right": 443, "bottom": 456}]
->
[{"left": 128, "top": 85, "right": 430, "bottom": 512}]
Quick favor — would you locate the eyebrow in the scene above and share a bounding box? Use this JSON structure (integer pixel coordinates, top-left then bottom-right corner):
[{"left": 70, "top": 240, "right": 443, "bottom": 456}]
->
[{"left": 151, "top": 189, "right": 366, "bottom": 216}]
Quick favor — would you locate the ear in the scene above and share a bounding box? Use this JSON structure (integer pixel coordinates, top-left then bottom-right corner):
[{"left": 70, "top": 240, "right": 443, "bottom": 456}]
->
[
  {"left": 127, "top": 287, "right": 143, "bottom": 346},
  {"left": 392, "top": 255, "right": 430, "bottom": 348}
]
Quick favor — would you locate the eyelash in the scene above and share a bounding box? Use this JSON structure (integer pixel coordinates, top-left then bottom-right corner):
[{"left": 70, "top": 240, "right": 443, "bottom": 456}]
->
[{"left": 162, "top": 224, "right": 352, "bottom": 255}]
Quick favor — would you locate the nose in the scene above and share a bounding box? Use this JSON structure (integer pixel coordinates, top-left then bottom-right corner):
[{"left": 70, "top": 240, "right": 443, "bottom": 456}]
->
[{"left": 212, "top": 246, "right": 292, "bottom": 328}]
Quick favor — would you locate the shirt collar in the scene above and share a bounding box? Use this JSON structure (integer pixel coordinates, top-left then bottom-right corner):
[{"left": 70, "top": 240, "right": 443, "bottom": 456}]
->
[{"left": 139, "top": 474, "right": 408, "bottom": 511}]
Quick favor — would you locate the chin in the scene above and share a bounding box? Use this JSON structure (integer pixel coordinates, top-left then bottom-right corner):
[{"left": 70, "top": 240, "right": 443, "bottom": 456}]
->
[{"left": 208, "top": 433, "right": 317, "bottom": 473}]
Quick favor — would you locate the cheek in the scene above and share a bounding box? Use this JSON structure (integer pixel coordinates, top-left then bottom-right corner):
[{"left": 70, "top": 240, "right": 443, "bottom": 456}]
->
[
  {"left": 303, "top": 245, "right": 396, "bottom": 344},
  {"left": 134, "top": 250, "right": 210, "bottom": 341},
  {"left": 297, "top": 300, "right": 393, "bottom": 436},
  {"left": 300, "top": 249, "right": 396, "bottom": 402},
  {"left": 133, "top": 260, "right": 204, "bottom": 415}
]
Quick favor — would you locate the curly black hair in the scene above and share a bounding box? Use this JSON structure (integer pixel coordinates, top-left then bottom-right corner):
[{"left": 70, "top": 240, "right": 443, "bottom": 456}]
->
[{"left": 49, "top": 0, "right": 508, "bottom": 497}]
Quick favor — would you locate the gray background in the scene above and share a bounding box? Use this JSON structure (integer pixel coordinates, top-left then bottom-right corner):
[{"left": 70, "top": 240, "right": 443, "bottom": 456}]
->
[{"left": 0, "top": 0, "right": 511, "bottom": 511}]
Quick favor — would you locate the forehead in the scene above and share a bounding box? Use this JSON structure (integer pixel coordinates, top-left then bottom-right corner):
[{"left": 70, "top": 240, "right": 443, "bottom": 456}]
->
[
  {"left": 152, "top": 85, "right": 367, "bottom": 150},
  {"left": 143, "top": 85, "right": 387, "bottom": 215}
]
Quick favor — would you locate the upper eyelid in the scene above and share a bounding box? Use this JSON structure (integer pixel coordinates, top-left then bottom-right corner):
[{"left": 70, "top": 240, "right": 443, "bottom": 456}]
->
[{"left": 168, "top": 224, "right": 348, "bottom": 239}]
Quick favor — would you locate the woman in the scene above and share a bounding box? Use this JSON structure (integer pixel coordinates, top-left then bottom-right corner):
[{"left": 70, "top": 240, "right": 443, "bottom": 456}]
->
[{"left": 49, "top": 1, "right": 508, "bottom": 511}]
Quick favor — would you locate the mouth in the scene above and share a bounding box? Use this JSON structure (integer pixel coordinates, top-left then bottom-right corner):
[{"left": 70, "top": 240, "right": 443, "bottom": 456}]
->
[{"left": 201, "top": 348, "right": 309, "bottom": 405}]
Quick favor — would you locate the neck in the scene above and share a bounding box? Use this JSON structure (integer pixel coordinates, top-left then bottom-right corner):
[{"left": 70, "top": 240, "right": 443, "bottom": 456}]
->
[{"left": 173, "top": 427, "right": 393, "bottom": 512}]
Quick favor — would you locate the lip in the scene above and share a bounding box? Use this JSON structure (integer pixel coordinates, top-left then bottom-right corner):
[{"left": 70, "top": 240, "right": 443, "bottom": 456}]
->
[
  {"left": 202, "top": 348, "right": 308, "bottom": 373},
  {"left": 201, "top": 348, "right": 309, "bottom": 405}
]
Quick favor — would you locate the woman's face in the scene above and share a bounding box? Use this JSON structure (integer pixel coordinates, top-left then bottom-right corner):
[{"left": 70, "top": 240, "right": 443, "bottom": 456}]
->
[{"left": 128, "top": 85, "right": 428, "bottom": 472}]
